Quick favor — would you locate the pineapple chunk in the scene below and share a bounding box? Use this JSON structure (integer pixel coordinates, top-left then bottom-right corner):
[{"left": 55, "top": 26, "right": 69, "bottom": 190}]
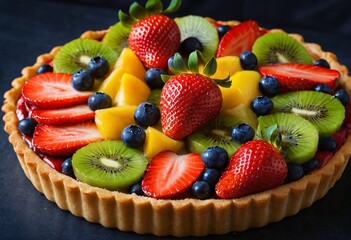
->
[
  {"left": 95, "top": 105, "right": 137, "bottom": 139},
  {"left": 143, "top": 127, "right": 185, "bottom": 161},
  {"left": 199, "top": 56, "right": 242, "bottom": 79},
  {"left": 115, "top": 73, "right": 150, "bottom": 106},
  {"left": 98, "top": 68, "right": 124, "bottom": 99},
  {"left": 220, "top": 70, "right": 261, "bottom": 109}
]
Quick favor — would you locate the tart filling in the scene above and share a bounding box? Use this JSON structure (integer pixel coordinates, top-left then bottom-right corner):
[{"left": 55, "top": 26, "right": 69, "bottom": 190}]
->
[{"left": 3, "top": 0, "right": 351, "bottom": 237}]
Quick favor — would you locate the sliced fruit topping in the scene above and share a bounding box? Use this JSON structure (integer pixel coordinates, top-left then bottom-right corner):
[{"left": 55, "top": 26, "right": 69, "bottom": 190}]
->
[
  {"left": 31, "top": 104, "right": 95, "bottom": 125},
  {"left": 72, "top": 140, "right": 148, "bottom": 191},
  {"left": 53, "top": 38, "right": 117, "bottom": 74},
  {"left": 259, "top": 63, "right": 340, "bottom": 92},
  {"left": 272, "top": 91, "right": 345, "bottom": 135},
  {"left": 121, "top": 0, "right": 181, "bottom": 69},
  {"left": 22, "top": 72, "right": 92, "bottom": 109},
  {"left": 216, "top": 20, "right": 263, "bottom": 57},
  {"left": 252, "top": 32, "right": 313, "bottom": 66},
  {"left": 102, "top": 22, "right": 130, "bottom": 58},
  {"left": 215, "top": 140, "right": 287, "bottom": 199},
  {"left": 142, "top": 151, "right": 205, "bottom": 199},
  {"left": 257, "top": 113, "right": 319, "bottom": 164},
  {"left": 186, "top": 113, "right": 241, "bottom": 157},
  {"left": 175, "top": 15, "right": 219, "bottom": 61},
  {"left": 33, "top": 122, "right": 104, "bottom": 157}
]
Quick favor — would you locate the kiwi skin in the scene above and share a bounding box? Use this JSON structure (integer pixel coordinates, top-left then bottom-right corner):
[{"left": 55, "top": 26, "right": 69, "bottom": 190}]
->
[
  {"left": 252, "top": 32, "right": 313, "bottom": 67},
  {"left": 53, "top": 38, "right": 117, "bottom": 74},
  {"left": 72, "top": 140, "right": 148, "bottom": 191},
  {"left": 272, "top": 91, "right": 345, "bottom": 136},
  {"left": 186, "top": 113, "right": 241, "bottom": 157},
  {"left": 257, "top": 112, "right": 319, "bottom": 164}
]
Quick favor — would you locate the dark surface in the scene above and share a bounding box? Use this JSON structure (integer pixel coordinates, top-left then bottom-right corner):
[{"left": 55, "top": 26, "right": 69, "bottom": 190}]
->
[{"left": 1, "top": 0, "right": 351, "bottom": 239}]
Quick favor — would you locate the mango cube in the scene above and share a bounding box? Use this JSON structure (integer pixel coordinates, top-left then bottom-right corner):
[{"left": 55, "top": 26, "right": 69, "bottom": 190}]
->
[{"left": 95, "top": 105, "right": 137, "bottom": 139}]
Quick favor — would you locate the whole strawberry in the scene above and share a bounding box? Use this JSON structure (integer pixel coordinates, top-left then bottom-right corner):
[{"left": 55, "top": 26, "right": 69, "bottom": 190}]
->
[
  {"left": 120, "top": 0, "right": 181, "bottom": 69},
  {"left": 161, "top": 73, "right": 222, "bottom": 140},
  {"left": 215, "top": 140, "right": 288, "bottom": 199}
]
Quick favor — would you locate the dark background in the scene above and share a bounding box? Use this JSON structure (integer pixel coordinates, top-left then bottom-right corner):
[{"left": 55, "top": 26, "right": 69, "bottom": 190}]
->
[{"left": 1, "top": 0, "right": 351, "bottom": 239}]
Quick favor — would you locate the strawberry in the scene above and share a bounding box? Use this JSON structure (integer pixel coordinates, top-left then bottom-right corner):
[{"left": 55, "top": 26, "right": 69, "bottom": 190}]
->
[
  {"left": 215, "top": 140, "right": 287, "bottom": 199},
  {"left": 31, "top": 104, "right": 95, "bottom": 125},
  {"left": 142, "top": 151, "right": 204, "bottom": 199},
  {"left": 259, "top": 63, "right": 340, "bottom": 92},
  {"left": 22, "top": 72, "right": 92, "bottom": 109},
  {"left": 216, "top": 20, "right": 263, "bottom": 57},
  {"left": 160, "top": 74, "right": 223, "bottom": 140},
  {"left": 128, "top": 15, "right": 180, "bottom": 69},
  {"left": 33, "top": 122, "right": 104, "bottom": 157}
]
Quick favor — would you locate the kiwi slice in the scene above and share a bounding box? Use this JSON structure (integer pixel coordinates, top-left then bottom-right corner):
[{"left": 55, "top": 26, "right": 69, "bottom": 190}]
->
[
  {"left": 102, "top": 22, "right": 130, "bottom": 58},
  {"left": 272, "top": 91, "right": 345, "bottom": 135},
  {"left": 72, "top": 140, "right": 148, "bottom": 191},
  {"left": 257, "top": 113, "right": 318, "bottom": 164},
  {"left": 252, "top": 32, "right": 313, "bottom": 66},
  {"left": 147, "top": 89, "right": 162, "bottom": 107},
  {"left": 54, "top": 38, "right": 117, "bottom": 74},
  {"left": 175, "top": 15, "right": 218, "bottom": 61},
  {"left": 186, "top": 113, "right": 242, "bottom": 157}
]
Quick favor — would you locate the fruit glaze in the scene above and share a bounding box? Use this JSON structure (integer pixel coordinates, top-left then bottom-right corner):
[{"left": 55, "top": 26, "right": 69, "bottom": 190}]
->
[{"left": 3, "top": 0, "right": 351, "bottom": 237}]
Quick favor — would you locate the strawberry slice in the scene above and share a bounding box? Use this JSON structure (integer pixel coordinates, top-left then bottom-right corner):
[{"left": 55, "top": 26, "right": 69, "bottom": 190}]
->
[
  {"left": 31, "top": 104, "right": 95, "bottom": 125},
  {"left": 215, "top": 140, "right": 287, "bottom": 199},
  {"left": 142, "top": 151, "right": 205, "bottom": 199},
  {"left": 259, "top": 63, "right": 340, "bottom": 92},
  {"left": 33, "top": 122, "right": 104, "bottom": 157},
  {"left": 22, "top": 72, "right": 92, "bottom": 109},
  {"left": 216, "top": 20, "right": 263, "bottom": 57}
]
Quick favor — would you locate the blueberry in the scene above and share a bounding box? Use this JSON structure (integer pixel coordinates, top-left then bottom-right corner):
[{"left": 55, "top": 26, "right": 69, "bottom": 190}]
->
[
  {"left": 251, "top": 96, "right": 274, "bottom": 116},
  {"left": 36, "top": 64, "right": 53, "bottom": 74},
  {"left": 334, "top": 88, "right": 350, "bottom": 106},
  {"left": 71, "top": 70, "right": 95, "bottom": 91},
  {"left": 168, "top": 56, "right": 175, "bottom": 69},
  {"left": 88, "top": 92, "right": 112, "bottom": 111},
  {"left": 87, "top": 56, "right": 110, "bottom": 78},
  {"left": 61, "top": 158, "right": 75, "bottom": 178},
  {"left": 201, "top": 146, "right": 229, "bottom": 170},
  {"left": 145, "top": 68, "right": 167, "bottom": 89},
  {"left": 179, "top": 37, "right": 203, "bottom": 56},
  {"left": 313, "top": 84, "right": 332, "bottom": 94},
  {"left": 286, "top": 163, "right": 304, "bottom": 182},
  {"left": 239, "top": 51, "right": 258, "bottom": 70},
  {"left": 314, "top": 59, "right": 330, "bottom": 69},
  {"left": 217, "top": 25, "right": 231, "bottom": 39},
  {"left": 200, "top": 168, "right": 221, "bottom": 188},
  {"left": 231, "top": 123, "right": 255, "bottom": 144},
  {"left": 259, "top": 76, "right": 280, "bottom": 97},
  {"left": 192, "top": 181, "right": 211, "bottom": 200},
  {"left": 18, "top": 118, "right": 38, "bottom": 136},
  {"left": 302, "top": 158, "right": 319, "bottom": 174},
  {"left": 121, "top": 124, "right": 146, "bottom": 148},
  {"left": 318, "top": 135, "right": 337, "bottom": 152},
  {"left": 134, "top": 102, "right": 160, "bottom": 127},
  {"left": 129, "top": 182, "right": 144, "bottom": 196}
]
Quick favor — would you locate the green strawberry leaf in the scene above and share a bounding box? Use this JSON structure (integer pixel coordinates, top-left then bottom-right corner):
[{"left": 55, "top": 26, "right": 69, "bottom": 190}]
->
[
  {"left": 145, "top": 0, "right": 163, "bottom": 15},
  {"left": 188, "top": 51, "right": 199, "bottom": 73},
  {"left": 163, "top": 0, "right": 182, "bottom": 14},
  {"left": 129, "top": 2, "right": 147, "bottom": 20},
  {"left": 213, "top": 76, "right": 231, "bottom": 88},
  {"left": 118, "top": 10, "right": 135, "bottom": 27},
  {"left": 203, "top": 56, "right": 217, "bottom": 77},
  {"left": 161, "top": 74, "right": 172, "bottom": 83},
  {"left": 169, "top": 53, "right": 188, "bottom": 74}
]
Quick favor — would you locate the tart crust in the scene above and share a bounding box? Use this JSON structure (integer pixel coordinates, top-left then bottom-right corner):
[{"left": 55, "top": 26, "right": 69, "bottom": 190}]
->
[{"left": 3, "top": 21, "right": 351, "bottom": 236}]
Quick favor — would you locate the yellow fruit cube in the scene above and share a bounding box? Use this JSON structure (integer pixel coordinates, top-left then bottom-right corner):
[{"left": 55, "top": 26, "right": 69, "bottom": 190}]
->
[
  {"left": 220, "top": 70, "right": 262, "bottom": 109},
  {"left": 98, "top": 68, "right": 124, "bottom": 99},
  {"left": 114, "top": 48, "right": 146, "bottom": 80},
  {"left": 95, "top": 105, "right": 137, "bottom": 139},
  {"left": 143, "top": 127, "right": 185, "bottom": 161},
  {"left": 115, "top": 73, "right": 151, "bottom": 106},
  {"left": 199, "top": 56, "right": 242, "bottom": 79}
]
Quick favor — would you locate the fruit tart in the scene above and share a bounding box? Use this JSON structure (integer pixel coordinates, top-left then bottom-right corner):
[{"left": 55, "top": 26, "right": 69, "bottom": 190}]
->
[{"left": 3, "top": 0, "right": 351, "bottom": 237}]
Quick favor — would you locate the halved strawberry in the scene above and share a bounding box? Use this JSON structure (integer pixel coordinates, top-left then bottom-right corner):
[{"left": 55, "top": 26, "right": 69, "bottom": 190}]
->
[
  {"left": 31, "top": 104, "right": 94, "bottom": 125},
  {"left": 216, "top": 20, "right": 263, "bottom": 57},
  {"left": 33, "top": 122, "right": 104, "bottom": 157},
  {"left": 142, "top": 151, "right": 205, "bottom": 199},
  {"left": 215, "top": 140, "right": 287, "bottom": 199},
  {"left": 259, "top": 63, "right": 340, "bottom": 92},
  {"left": 22, "top": 72, "right": 92, "bottom": 109}
]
